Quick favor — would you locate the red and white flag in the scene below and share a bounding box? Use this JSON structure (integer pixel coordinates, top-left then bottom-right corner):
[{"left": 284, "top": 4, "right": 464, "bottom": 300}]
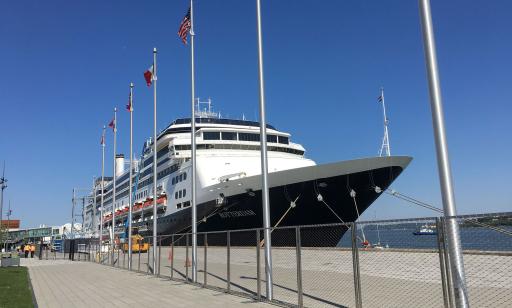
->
[
  {"left": 126, "top": 91, "right": 133, "bottom": 112},
  {"left": 178, "top": 8, "right": 191, "bottom": 45},
  {"left": 144, "top": 65, "right": 154, "bottom": 87}
]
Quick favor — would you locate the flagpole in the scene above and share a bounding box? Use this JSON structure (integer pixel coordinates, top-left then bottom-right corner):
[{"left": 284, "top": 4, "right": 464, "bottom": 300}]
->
[
  {"left": 92, "top": 176, "right": 96, "bottom": 237},
  {"left": 152, "top": 47, "right": 158, "bottom": 275},
  {"left": 128, "top": 82, "right": 134, "bottom": 270},
  {"left": 418, "top": 0, "right": 468, "bottom": 306},
  {"left": 112, "top": 107, "right": 118, "bottom": 266},
  {"left": 190, "top": 0, "right": 198, "bottom": 284},
  {"left": 100, "top": 125, "right": 106, "bottom": 262},
  {"left": 255, "top": 0, "right": 273, "bottom": 299}
]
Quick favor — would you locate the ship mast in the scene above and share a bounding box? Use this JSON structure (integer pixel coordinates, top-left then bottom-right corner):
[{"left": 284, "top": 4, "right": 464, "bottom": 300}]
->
[{"left": 378, "top": 87, "right": 391, "bottom": 157}]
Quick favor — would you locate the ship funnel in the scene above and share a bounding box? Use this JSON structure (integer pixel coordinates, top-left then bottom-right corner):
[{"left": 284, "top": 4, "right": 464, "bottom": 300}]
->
[{"left": 115, "top": 154, "right": 125, "bottom": 177}]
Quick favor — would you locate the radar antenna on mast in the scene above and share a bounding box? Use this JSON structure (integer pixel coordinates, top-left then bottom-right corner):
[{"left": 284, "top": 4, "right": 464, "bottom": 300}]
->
[{"left": 378, "top": 87, "right": 391, "bottom": 157}]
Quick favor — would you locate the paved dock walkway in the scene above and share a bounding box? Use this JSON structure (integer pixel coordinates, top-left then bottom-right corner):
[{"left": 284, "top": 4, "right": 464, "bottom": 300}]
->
[{"left": 23, "top": 259, "right": 270, "bottom": 308}]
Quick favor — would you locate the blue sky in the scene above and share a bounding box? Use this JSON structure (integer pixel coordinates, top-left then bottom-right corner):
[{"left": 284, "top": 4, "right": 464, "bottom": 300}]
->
[{"left": 0, "top": 0, "right": 510, "bottom": 228}]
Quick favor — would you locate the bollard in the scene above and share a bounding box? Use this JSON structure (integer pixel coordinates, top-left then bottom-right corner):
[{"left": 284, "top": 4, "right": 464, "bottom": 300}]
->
[
  {"left": 256, "top": 229, "right": 261, "bottom": 301},
  {"left": 295, "top": 227, "right": 303, "bottom": 308},
  {"left": 147, "top": 239, "right": 151, "bottom": 275},
  {"left": 204, "top": 233, "right": 208, "bottom": 287},
  {"left": 351, "top": 222, "right": 363, "bottom": 308},
  {"left": 227, "top": 231, "right": 231, "bottom": 293}
]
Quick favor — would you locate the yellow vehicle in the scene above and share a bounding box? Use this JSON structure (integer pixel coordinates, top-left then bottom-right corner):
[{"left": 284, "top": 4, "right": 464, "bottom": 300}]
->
[{"left": 122, "top": 235, "right": 149, "bottom": 253}]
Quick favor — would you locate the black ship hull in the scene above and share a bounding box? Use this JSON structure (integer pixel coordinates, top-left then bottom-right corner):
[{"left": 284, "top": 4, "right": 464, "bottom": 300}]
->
[{"left": 137, "top": 156, "right": 411, "bottom": 247}]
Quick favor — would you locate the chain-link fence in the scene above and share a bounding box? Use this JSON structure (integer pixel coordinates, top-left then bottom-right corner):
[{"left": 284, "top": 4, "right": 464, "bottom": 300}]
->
[{"left": 69, "top": 212, "right": 511, "bottom": 307}]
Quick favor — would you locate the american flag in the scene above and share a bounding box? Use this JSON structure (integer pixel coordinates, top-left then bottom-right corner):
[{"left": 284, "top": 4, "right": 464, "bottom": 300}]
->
[{"left": 178, "top": 8, "right": 191, "bottom": 45}]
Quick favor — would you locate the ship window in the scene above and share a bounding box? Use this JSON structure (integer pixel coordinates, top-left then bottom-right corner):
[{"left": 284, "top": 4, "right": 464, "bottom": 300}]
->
[
  {"left": 221, "top": 132, "right": 237, "bottom": 140},
  {"left": 179, "top": 174, "right": 183, "bottom": 182},
  {"left": 176, "top": 203, "right": 182, "bottom": 209},
  {"left": 203, "top": 131, "right": 220, "bottom": 140},
  {"left": 278, "top": 136, "right": 289, "bottom": 144},
  {"left": 183, "top": 189, "right": 186, "bottom": 197},
  {"left": 179, "top": 190, "right": 182, "bottom": 198},
  {"left": 183, "top": 172, "right": 187, "bottom": 180},
  {"left": 183, "top": 201, "right": 190, "bottom": 208},
  {"left": 239, "top": 133, "right": 260, "bottom": 142},
  {"left": 267, "top": 135, "right": 277, "bottom": 143},
  {"left": 172, "top": 178, "right": 175, "bottom": 185},
  {"left": 175, "top": 192, "right": 178, "bottom": 199}
]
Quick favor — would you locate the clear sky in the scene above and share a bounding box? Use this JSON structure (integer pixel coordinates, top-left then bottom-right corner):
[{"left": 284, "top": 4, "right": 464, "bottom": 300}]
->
[{"left": 0, "top": 0, "right": 511, "bottom": 228}]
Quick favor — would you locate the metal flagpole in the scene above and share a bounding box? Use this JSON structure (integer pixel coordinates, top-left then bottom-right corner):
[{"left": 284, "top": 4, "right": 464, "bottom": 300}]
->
[
  {"left": 255, "top": 0, "right": 273, "bottom": 299},
  {"left": 0, "top": 162, "right": 6, "bottom": 237},
  {"left": 128, "top": 82, "right": 134, "bottom": 270},
  {"left": 71, "top": 188, "right": 75, "bottom": 239},
  {"left": 418, "top": 1, "right": 468, "bottom": 307},
  {"left": 152, "top": 48, "right": 158, "bottom": 275},
  {"left": 100, "top": 126, "right": 106, "bottom": 258},
  {"left": 92, "top": 177, "right": 97, "bottom": 237},
  {"left": 379, "top": 88, "right": 391, "bottom": 157},
  {"left": 190, "top": 0, "right": 198, "bottom": 283},
  {"left": 112, "top": 107, "right": 118, "bottom": 265}
]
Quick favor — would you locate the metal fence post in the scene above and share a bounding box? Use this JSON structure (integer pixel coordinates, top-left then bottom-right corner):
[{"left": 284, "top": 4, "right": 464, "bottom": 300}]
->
[
  {"left": 186, "top": 234, "right": 190, "bottom": 281},
  {"left": 147, "top": 238, "right": 151, "bottom": 275},
  {"left": 351, "top": 222, "right": 363, "bottom": 308},
  {"left": 227, "top": 231, "right": 231, "bottom": 293},
  {"left": 442, "top": 218, "right": 456, "bottom": 308},
  {"left": 256, "top": 229, "right": 261, "bottom": 301},
  {"left": 436, "top": 217, "right": 451, "bottom": 308},
  {"left": 138, "top": 241, "right": 141, "bottom": 272},
  {"left": 171, "top": 234, "right": 174, "bottom": 280},
  {"left": 158, "top": 237, "right": 162, "bottom": 276},
  {"left": 123, "top": 248, "right": 126, "bottom": 268},
  {"left": 295, "top": 227, "right": 303, "bottom": 308},
  {"left": 117, "top": 248, "right": 120, "bottom": 268},
  {"left": 204, "top": 233, "right": 208, "bottom": 287}
]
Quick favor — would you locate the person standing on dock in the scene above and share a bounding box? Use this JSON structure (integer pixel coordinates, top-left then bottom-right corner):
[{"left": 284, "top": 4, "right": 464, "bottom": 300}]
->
[{"left": 24, "top": 244, "right": 29, "bottom": 258}]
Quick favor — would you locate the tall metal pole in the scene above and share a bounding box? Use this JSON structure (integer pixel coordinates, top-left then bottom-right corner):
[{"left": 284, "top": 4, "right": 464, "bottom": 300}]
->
[
  {"left": 100, "top": 126, "right": 106, "bottom": 252},
  {"left": 5, "top": 200, "right": 10, "bottom": 251},
  {"left": 71, "top": 188, "right": 75, "bottom": 239},
  {"left": 92, "top": 177, "right": 97, "bottom": 237},
  {"left": 0, "top": 161, "right": 6, "bottom": 236},
  {"left": 418, "top": 1, "right": 468, "bottom": 306},
  {"left": 255, "top": 0, "right": 273, "bottom": 299},
  {"left": 152, "top": 48, "right": 158, "bottom": 275},
  {"left": 128, "top": 82, "right": 134, "bottom": 270},
  {"left": 112, "top": 107, "right": 118, "bottom": 265},
  {"left": 0, "top": 162, "right": 6, "bottom": 249},
  {"left": 190, "top": 0, "right": 198, "bottom": 283}
]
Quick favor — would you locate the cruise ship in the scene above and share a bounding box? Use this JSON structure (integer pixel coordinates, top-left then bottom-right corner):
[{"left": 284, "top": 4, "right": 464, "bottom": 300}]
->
[{"left": 85, "top": 102, "right": 411, "bottom": 246}]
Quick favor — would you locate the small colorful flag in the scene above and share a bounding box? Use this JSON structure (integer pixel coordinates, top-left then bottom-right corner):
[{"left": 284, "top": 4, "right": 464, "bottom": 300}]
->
[
  {"left": 126, "top": 91, "right": 133, "bottom": 112},
  {"left": 108, "top": 118, "right": 116, "bottom": 131},
  {"left": 178, "top": 8, "right": 191, "bottom": 45},
  {"left": 144, "top": 65, "right": 154, "bottom": 87}
]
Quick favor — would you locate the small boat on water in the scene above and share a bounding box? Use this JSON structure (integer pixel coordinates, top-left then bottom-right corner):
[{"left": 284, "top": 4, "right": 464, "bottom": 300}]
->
[{"left": 413, "top": 225, "right": 437, "bottom": 235}]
